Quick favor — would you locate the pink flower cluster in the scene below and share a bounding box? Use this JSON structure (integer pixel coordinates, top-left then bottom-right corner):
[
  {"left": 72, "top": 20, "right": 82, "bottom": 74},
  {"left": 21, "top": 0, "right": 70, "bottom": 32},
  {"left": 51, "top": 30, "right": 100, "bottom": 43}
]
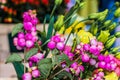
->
[
  {"left": 47, "top": 34, "right": 65, "bottom": 51},
  {"left": 92, "top": 71, "right": 104, "bottom": 80},
  {"left": 22, "top": 67, "right": 40, "bottom": 80},
  {"left": 70, "top": 62, "right": 84, "bottom": 76},
  {"left": 13, "top": 10, "right": 38, "bottom": 50},
  {"left": 29, "top": 53, "right": 44, "bottom": 67}
]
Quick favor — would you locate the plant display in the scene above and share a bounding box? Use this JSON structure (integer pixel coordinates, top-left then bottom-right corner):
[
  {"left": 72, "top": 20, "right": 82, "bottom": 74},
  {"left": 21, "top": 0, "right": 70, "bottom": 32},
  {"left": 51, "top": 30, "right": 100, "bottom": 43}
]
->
[{"left": 6, "top": 0, "right": 120, "bottom": 80}]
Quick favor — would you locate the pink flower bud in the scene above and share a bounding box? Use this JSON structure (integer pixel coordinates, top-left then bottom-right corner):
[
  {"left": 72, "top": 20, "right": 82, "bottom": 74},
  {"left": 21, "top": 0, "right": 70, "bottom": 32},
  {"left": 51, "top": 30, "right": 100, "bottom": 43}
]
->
[
  {"left": 75, "top": 67, "right": 81, "bottom": 76},
  {"left": 53, "top": 36, "right": 61, "bottom": 42},
  {"left": 36, "top": 53, "right": 44, "bottom": 60},
  {"left": 24, "top": 22, "right": 33, "bottom": 31},
  {"left": 70, "top": 62, "right": 78, "bottom": 70},
  {"left": 47, "top": 41, "right": 56, "bottom": 50},
  {"left": 81, "top": 54, "right": 90, "bottom": 62},
  {"left": 18, "top": 32, "right": 25, "bottom": 39},
  {"left": 79, "top": 65, "right": 84, "bottom": 72},
  {"left": 25, "top": 33, "right": 33, "bottom": 40},
  {"left": 89, "top": 58, "right": 96, "bottom": 65},
  {"left": 29, "top": 61, "right": 33, "bottom": 67},
  {"left": 104, "top": 56, "right": 111, "bottom": 63},
  {"left": 90, "top": 39, "right": 97, "bottom": 46},
  {"left": 56, "top": 42, "right": 64, "bottom": 51},
  {"left": 31, "top": 18, "right": 38, "bottom": 25},
  {"left": 83, "top": 44, "right": 90, "bottom": 51},
  {"left": 98, "top": 61, "right": 106, "bottom": 68},
  {"left": 67, "top": 52, "right": 74, "bottom": 60},
  {"left": 98, "top": 72, "right": 104, "bottom": 77},
  {"left": 105, "top": 63, "right": 111, "bottom": 70},
  {"left": 22, "top": 72, "right": 32, "bottom": 80},
  {"left": 26, "top": 40, "right": 34, "bottom": 48},
  {"left": 13, "top": 37, "right": 18, "bottom": 46},
  {"left": 17, "top": 38, "right": 26, "bottom": 47},
  {"left": 16, "top": 46, "right": 23, "bottom": 50},
  {"left": 32, "top": 69, "right": 40, "bottom": 78},
  {"left": 32, "top": 36, "right": 38, "bottom": 42},
  {"left": 98, "top": 55, "right": 104, "bottom": 61}
]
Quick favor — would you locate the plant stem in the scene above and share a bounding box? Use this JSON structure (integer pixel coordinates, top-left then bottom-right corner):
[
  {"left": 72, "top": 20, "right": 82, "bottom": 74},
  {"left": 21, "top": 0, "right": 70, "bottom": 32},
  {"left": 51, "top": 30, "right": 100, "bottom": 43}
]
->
[
  {"left": 24, "top": 48, "right": 26, "bottom": 73},
  {"left": 48, "top": 68, "right": 65, "bottom": 79},
  {"left": 50, "top": 5, "right": 57, "bottom": 19}
]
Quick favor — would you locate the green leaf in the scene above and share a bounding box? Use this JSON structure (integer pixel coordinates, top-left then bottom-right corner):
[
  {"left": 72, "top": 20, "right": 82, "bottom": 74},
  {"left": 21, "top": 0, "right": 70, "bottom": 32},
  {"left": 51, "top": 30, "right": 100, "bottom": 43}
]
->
[
  {"left": 52, "top": 54, "right": 71, "bottom": 67},
  {"left": 38, "top": 58, "right": 52, "bottom": 78},
  {"left": 25, "top": 48, "right": 38, "bottom": 60},
  {"left": 6, "top": 53, "right": 22, "bottom": 63},
  {"left": 12, "top": 23, "right": 23, "bottom": 37},
  {"left": 47, "top": 16, "right": 54, "bottom": 39},
  {"left": 13, "top": 62, "right": 24, "bottom": 80},
  {"left": 57, "top": 71, "right": 73, "bottom": 80}
]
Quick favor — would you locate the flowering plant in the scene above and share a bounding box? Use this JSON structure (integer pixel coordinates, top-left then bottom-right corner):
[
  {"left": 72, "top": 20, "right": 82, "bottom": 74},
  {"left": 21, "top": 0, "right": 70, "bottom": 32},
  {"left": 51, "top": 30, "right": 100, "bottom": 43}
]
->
[{"left": 6, "top": 1, "right": 120, "bottom": 80}]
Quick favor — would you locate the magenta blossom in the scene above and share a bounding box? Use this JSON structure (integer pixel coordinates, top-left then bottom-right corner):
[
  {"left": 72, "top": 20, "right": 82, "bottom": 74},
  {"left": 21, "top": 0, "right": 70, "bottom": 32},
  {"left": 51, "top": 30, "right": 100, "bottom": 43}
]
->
[
  {"left": 32, "top": 69, "right": 40, "bottom": 78},
  {"left": 81, "top": 54, "right": 90, "bottom": 62},
  {"left": 22, "top": 72, "right": 32, "bottom": 80},
  {"left": 47, "top": 41, "right": 56, "bottom": 50}
]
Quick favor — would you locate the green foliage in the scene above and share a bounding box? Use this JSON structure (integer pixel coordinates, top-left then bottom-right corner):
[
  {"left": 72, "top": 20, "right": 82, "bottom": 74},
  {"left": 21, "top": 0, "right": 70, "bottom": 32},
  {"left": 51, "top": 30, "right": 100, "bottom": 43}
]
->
[
  {"left": 56, "top": 71, "right": 73, "bottom": 80},
  {"left": 38, "top": 58, "right": 52, "bottom": 78},
  {"left": 47, "top": 17, "right": 54, "bottom": 40},
  {"left": 13, "top": 62, "right": 24, "bottom": 80},
  {"left": 12, "top": 23, "right": 23, "bottom": 37},
  {"left": 25, "top": 48, "right": 38, "bottom": 60},
  {"left": 6, "top": 53, "right": 22, "bottom": 63}
]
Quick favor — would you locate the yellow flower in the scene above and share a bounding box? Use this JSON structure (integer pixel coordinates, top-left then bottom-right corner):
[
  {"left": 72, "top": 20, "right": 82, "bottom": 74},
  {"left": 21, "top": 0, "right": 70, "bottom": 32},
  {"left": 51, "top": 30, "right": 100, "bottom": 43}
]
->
[
  {"left": 77, "top": 30, "right": 93, "bottom": 44},
  {"left": 105, "top": 72, "right": 119, "bottom": 80},
  {"left": 65, "top": 21, "right": 85, "bottom": 34}
]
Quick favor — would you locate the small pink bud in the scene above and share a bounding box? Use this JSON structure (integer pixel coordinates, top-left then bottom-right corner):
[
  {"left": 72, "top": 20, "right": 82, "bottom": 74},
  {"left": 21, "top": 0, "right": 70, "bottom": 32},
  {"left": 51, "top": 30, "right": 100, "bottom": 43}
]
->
[
  {"left": 83, "top": 44, "right": 90, "bottom": 51},
  {"left": 90, "top": 39, "right": 97, "bottom": 46},
  {"left": 16, "top": 46, "right": 23, "bottom": 50},
  {"left": 81, "top": 54, "right": 90, "bottom": 62},
  {"left": 24, "top": 22, "right": 33, "bottom": 31},
  {"left": 89, "top": 58, "right": 96, "bottom": 65},
  {"left": 17, "top": 38, "right": 26, "bottom": 47},
  {"left": 18, "top": 32, "right": 25, "bottom": 39},
  {"left": 56, "top": 42, "right": 64, "bottom": 51},
  {"left": 13, "top": 37, "right": 18, "bottom": 46},
  {"left": 22, "top": 72, "right": 32, "bottom": 80},
  {"left": 98, "top": 61, "right": 106, "bottom": 68},
  {"left": 32, "top": 69, "right": 40, "bottom": 78},
  {"left": 26, "top": 40, "right": 34, "bottom": 48},
  {"left": 47, "top": 41, "right": 56, "bottom": 50},
  {"left": 98, "top": 72, "right": 104, "bottom": 77}
]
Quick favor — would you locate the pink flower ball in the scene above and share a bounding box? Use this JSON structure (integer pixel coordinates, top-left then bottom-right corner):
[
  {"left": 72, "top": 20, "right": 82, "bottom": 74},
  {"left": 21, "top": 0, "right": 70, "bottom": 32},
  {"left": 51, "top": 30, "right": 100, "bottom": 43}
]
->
[
  {"left": 98, "top": 55, "right": 105, "bottom": 61},
  {"left": 70, "top": 62, "right": 78, "bottom": 70},
  {"left": 13, "top": 37, "right": 18, "bottom": 46},
  {"left": 36, "top": 53, "right": 44, "bottom": 60},
  {"left": 81, "top": 54, "right": 90, "bottom": 62},
  {"left": 16, "top": 46, "right": 23, "bottom": 50},
  {"left": 115, "top": 67, "right": 120, "bottom": 76},
  {"left": 26, "top": 40, "right": 34, "bottom": 48},
  {"left": 31, "top": 27, "right": 36, "bottom": 32},
  {"left": 89, "top": 58, "right": 96, "bottom": 65},
  {"left": 98, "top": 72, "right": 104, "bottom": 77},
  {"left": 17, "top": 38, "right": 26, "bottom": 47},
  {"left": 47, "top": 41, "right": 56, "bottom": 50},
  {"left": 90, "top": 39, "right": 97, "bottom": 46},
  {"left": 18, "top": 32, "right": 25, "bottom": 39},
  {"left": 75, "top": 67, "right": 81, "bottom": 76},
  {"left": 98, "top": 61, "right": 106, "bottom": 68},
  {"left": 31, "top": 18, "right": 38, "bottom": 25},
  {"left": 83, "top": 44, "right": 90, "bottom": 51},
  {"left": 25, "top": 33, "right": 33, "bottom": 40},
  {"left": 110, "top": 63, "right": 117, "bottom": 70},
  {"left": 105, "top": 63, "right": 111, "bottom": 70},
  {"left": 32, "top": 69, "right": 40, "bottom": 78},
  {"left": 56, "top": 42, "right": 64, "bottom": 51},
  {"left": 90, "top": 45, "right": 97, "bottom": 54},
  {"left": 24, "top": 22, "right": 33, "bottom": 31},
  {"left": 104, "top": 56, "right": 111, "bottom": 63},
  {"left": 79, "top": 65, "right": 84, "bottom": 72},
  {"left": 32, "top": 36, "right": 38, "bottom": 42},
  {"left": 67, "top": 52, "right": 74, "bottom": 60},
  {"left": 29, "top": 61, "right": 33, "bottom": 67},
  {"left": 53, "top": 36, "right": 61, "bottom": 42},
  {"left": 22, "top": 72, "right": 32, "bottom": 80}
]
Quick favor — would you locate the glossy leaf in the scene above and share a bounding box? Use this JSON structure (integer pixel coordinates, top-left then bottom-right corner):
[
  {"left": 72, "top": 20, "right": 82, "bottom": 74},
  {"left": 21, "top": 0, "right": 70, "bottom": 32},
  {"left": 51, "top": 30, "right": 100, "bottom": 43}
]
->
[
  {"left": 6, "top": 53, "right": 22, "bottom": 63},
  {"left": 25, "top": 48, "right": 38, "bottom": 60},
  {"left": 12, "top": 23, "right": 23, "bottom": 37}
]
